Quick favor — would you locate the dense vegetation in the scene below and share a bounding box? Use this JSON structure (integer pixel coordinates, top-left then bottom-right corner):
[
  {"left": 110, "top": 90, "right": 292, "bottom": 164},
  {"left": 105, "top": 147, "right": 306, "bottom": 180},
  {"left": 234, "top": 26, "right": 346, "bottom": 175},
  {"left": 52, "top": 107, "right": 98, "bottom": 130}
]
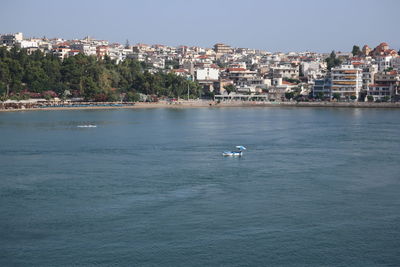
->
[
  {"left": 325, "top": 51, "right": 342, "bottom": 70},
  {"left": 352, "top": 45, "right": 362, "bottom": 57},
  {"left": 0, "top": 47, "right": 201, "bottom": 101}
]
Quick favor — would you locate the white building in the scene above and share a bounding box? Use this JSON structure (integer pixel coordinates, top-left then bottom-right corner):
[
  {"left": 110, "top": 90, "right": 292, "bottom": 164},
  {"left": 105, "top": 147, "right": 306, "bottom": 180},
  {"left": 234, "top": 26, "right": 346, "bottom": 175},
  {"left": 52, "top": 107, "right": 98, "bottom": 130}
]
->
[
  {"left": 17, "top": 40, "right": 39, "bottom": 49},
  {"left": 301, "top": 61, "right": 324, "bottom": 81},
  {"left": 362, "top": 65, "right": 378, "bottom": 92},
  {"left": 196, "top": 68, "right": 219, "bottom": 81},
  {"left": 270, "top": 65, "right": 299, "bottom": 79},
  {"left": 331, "top": 65, "right": 363, "bottom": 100},
  {"left": 147, "top": 56, "right": 165, "bottom": 69},
  {"left": 367, "top": 84, "right": 391, "bottom": 101},
  {"left": 390, "top": 57, "right": 400, "bottom": 71},
  {"left": 70, "top": 43, "right": 97, "bottom": 56},
  {"left": 52, "top": 47, "right": 71, "bottom": 60},
  {"left": 375, "top": 56, "right": 392, "bottom": 71},
  {"left": 1, "top": 32, "right": 23, "bottom": 46}
]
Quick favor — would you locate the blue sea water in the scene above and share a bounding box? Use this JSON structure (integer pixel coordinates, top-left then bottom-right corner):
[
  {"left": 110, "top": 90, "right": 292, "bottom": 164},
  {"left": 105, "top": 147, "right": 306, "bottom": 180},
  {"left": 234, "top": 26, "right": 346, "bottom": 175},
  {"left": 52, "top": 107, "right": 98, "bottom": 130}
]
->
[{"left": 0, "top": 107, "right": 400, "bottom": 266}]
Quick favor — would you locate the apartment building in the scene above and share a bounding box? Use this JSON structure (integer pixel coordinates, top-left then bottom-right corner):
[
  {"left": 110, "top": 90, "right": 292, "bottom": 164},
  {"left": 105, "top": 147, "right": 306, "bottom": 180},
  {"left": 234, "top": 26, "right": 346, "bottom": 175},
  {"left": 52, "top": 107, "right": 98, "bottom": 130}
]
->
[
  {"left": 368, "top": 71, "right": 400, "bottom": 101},
  {"left": 214, "top": 43, "right": 233, "bottom": 54},
  {"left": 312, "top": 76, "right": 332, "bottom": 98},
  {"left": 361, "top": 65, "right": 378, "bottom": 92},
  {"left": 225, "top": 68, "right": 258, "bottom": 84},
  {"left": 0, "top": 32, "right": 23, "bottom": 46},
  {"left": 196, "top": 68, "right": 219, "bottom": 81},
  {"left": 331, "top": 65, "right": 362, "bottom": 100},
  {"left": 270, "top": 65, "right": 299, "bottom": 79}
]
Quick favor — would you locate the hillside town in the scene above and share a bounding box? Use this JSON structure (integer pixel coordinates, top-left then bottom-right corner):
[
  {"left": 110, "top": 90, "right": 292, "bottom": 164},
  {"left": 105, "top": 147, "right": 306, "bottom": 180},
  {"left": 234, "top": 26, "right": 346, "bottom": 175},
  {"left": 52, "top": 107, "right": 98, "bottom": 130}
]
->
[{"left": 1, "top": 32, "right": 400, "bottom": 104}]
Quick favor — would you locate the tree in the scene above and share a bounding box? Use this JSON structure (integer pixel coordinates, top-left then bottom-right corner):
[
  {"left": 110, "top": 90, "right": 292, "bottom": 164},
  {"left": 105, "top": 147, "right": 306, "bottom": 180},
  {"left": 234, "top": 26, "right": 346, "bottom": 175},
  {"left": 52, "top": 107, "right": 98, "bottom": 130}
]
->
[
  {"left": 358, "top": 91, "right": 367, "bottom": 102},
  {"left": 215, "top": 59, "right": 227, "bottom": 68},
  {"left": 125, "top": 91, "right": 140, "bottom": 102},
  {"left": 125, "top": 39, "right": 130, "bottom": 49},
  {"left": 367, "top": 95, "right": 374, "bottom": 102},
  {"left": 81, "top": 76, "right": 100, "bottom": 100},
  {"left": 315, "top": 92, "right": 324, "bottom": 100},
  {"left": 326, "top": 51, "right": 342, "bottom": 70},
  {"left": 0, "top": 48, "right": 203, "bottom": 102},
  {"left": 350, "top": 95, "right": 357, "bottom": 101},
  {"left": 285, "top": 92, "right": 294, "bottom": 100},
  {"left": 165, "top": 59, "right": 180, "bottom": 69},
  {"left": 299, "top": 65, "right": 304, "bottom": 77},
  {"left": 332, "top": 93, "right": 341, "bottom": 101},
  {"left": 0, "top": 61, "right": 11, "bottom": 96},
  {"left": 224, "top": 84, "right": 235, "bottom": 94},
  {"left": 352, "top": 45, "right": 361, "bottom": 57}
]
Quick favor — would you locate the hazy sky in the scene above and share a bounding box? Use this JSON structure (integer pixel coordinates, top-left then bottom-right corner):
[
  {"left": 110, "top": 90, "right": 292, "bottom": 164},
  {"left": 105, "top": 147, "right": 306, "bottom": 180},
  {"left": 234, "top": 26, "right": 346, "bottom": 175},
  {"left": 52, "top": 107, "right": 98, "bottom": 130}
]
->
[{"left": 1, "top": 0, "right": 399, "bottom": 52}]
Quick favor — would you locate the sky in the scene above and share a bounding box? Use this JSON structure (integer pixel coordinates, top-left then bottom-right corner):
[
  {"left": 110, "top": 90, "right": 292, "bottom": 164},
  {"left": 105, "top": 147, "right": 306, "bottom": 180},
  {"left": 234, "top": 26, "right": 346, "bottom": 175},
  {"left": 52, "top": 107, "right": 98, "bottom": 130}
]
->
[{"left": 1, "top": 0, "right": 399, "bottom": 53}]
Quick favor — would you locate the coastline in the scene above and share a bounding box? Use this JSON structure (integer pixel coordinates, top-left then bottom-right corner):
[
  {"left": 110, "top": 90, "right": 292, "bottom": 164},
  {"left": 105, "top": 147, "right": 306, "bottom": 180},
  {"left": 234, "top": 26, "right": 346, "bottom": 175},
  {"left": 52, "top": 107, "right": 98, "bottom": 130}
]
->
[{"left": 1, "top": 101, "right": 400, "bottom": 112}]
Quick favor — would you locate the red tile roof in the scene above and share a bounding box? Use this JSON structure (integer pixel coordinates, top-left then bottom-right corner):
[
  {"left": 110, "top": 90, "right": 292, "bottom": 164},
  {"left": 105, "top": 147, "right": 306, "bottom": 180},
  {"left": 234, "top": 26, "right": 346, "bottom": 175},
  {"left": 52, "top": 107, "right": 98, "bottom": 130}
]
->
[
  {"left": 227, "top": 68, "right": 247, "bottom": 72},
  {"left": 172, "top": 69, "right": 187, "bottom": 73},
  {"left": 282, "top": 81, "right": 296, "bottom": 85}
]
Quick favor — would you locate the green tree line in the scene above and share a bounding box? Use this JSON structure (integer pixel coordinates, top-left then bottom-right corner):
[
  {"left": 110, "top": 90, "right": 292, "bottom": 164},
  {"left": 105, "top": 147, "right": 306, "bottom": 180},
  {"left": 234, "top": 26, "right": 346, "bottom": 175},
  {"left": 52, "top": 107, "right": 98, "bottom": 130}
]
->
[{"left": 0, "top": 47, "right": 202, "bottom": 101}]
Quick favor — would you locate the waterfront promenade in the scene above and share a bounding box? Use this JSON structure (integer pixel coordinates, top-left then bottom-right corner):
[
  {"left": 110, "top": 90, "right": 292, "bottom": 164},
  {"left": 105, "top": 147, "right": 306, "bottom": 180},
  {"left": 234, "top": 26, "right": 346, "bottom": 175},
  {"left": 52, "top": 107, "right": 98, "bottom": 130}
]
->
[{"left": 2, "top": 100, "right": 400, "bottom": 112}]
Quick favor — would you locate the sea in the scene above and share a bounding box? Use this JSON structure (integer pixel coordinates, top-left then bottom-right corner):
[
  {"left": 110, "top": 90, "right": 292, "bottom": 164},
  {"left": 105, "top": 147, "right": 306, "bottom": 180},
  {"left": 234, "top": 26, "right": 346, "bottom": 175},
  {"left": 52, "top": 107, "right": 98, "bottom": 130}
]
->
[{"left": 1, "top": 107, "right": 400, "bottom": 266}]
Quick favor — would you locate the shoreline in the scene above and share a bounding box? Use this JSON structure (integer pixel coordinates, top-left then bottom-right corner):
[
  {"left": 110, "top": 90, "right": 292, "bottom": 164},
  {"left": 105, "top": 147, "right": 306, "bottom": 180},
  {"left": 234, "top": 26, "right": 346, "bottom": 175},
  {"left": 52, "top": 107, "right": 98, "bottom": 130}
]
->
[{"left": 1, "top": 101, "right": 400, "bottom": 112}]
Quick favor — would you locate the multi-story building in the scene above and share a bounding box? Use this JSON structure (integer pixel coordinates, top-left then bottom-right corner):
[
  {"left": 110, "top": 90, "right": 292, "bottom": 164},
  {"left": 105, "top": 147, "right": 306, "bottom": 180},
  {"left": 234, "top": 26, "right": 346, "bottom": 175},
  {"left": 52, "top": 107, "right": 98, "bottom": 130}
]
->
[
  {"left": 17, "top": 40, "right": 38, "bottom": 49},
  {"left": 301, "top": 61, "right": 324, "bottom": 82},
  {"left": 0, "top": 32, "right": 23, "bottom": 46},
  {"left": 267, "top": 78, "right": 296, "bottom": 101},
  {"left": 331, "top": 65, "right": 362, "bottom": 100},
  {"left": 52, "top": 47, "right": 71, "bottom": 60},
  {"left": 367, "top": 84, "right": 391, "bottom": 101},
  {"left": 70, "top": 43, "right": 97, "bottom": 56},
  {"left": 225, "top": 68, "right": 258, "bottom": 84},
  {"left": 312, "top": 76, "right": 332, "bottom": 98},
  {"left": 195, "top": 67, "right": 220, "bottom": 93},
  {"left": 214, "top": 43, "right": 233, "bottom": 54},
  {"left": 196, "top": 67, "right": 219, "bottom": 81},
  {"left": 147, "top": 56, "right": 165, "bottom": 69},
  {"left": 375, "top": 55, "right": 393, "bottom": 71},
  {"left": 270, "top": 65, "right": 299, "bottom": 79},
  {"left": 361, "top": 65, "right": 378, "bottom": 92},
  {"left": 368, "top": 70, "right": 400, "bottom": 101},
  {"left": 96, "top": 45, "right": 109, "bottom": 59},
  {"left": 390, "top": 57, "right": 400, "bottom": 71}
]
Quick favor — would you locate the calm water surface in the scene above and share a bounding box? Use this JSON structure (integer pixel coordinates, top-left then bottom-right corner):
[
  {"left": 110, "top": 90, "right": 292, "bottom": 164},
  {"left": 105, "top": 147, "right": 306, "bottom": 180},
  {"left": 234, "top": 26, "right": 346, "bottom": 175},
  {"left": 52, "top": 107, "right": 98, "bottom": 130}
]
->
[{"left": 1, "top": 108, "right": 400, "bottom": 266}]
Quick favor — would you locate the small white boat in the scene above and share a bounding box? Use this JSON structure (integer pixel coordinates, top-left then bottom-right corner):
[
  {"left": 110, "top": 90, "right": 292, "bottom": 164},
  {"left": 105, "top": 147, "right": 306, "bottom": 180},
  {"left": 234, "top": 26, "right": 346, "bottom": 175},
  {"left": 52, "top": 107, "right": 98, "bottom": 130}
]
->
[
  {"left": 77, "top": 125, "right": 97, "bottom": 128},
  {"left": 222, "top": 146, "right": 246, "bottom": 157},
  {"left": 222, "top": 151, "right": 243, "bottom": 157}
]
